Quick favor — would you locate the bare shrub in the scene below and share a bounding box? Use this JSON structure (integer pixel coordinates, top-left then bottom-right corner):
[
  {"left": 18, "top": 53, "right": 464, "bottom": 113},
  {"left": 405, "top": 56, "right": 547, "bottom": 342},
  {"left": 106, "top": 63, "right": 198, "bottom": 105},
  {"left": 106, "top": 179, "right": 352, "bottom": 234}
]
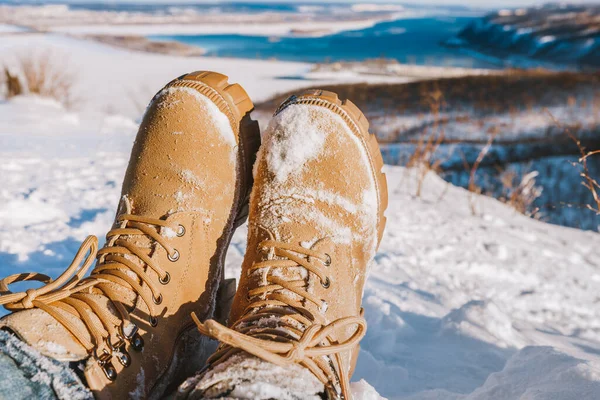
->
[
  {"left": 0, "top": 68, "right": 5, "bottom": 99},
  {"left": 406, "top": 86, "right": 446, "bottom": 197},
  {"left": 499, "top": 170, "right": 543, "bottom": 217},
  {"left": 4, "top": 67, "right": 23, "bottom": 98},
  {"left": 3, "top": 50, "right": 78, "bottom": 108},
  {"left": 547, "top": 110, "right": 600, "bottom": 215},
  {"left": 467, "top": 132, "right": 496, "bottom": 215}
]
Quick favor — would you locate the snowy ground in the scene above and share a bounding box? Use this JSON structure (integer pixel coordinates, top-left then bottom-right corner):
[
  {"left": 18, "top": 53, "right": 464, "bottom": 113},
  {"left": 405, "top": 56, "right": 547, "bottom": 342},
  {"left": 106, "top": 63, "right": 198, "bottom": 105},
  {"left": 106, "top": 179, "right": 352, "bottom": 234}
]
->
[
  {"left": 0, "top": 24, "right": 28, "bottom": 33},
  {"left": 46, "top": 19, "right": 388, "bottom": 37},
  {"left": 0, "top": 34, "right": 412, "bottom": 118},
  {"left": 0, "top": 3, "right": 404, "bottom": 38},
  {"left": 1, "top": 34, "right": 600, "bottom": 399}
]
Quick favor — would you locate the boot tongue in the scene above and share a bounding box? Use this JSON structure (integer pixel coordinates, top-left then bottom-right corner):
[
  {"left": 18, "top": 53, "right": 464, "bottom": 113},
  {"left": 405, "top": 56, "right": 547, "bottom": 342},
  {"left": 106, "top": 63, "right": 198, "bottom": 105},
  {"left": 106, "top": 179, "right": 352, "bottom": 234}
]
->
[{"left": 244, "top": 224, "right": 326, "bottom": 330}]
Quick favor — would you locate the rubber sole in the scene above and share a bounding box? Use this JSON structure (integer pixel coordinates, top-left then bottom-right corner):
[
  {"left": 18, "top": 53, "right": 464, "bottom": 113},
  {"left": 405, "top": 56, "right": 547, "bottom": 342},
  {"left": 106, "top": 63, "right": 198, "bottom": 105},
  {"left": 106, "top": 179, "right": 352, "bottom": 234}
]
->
[
  {"left": 169, "top": 71, "right": 261, "bottom": 228},
  {"left": 275, "top": 89, "right": 388, "bottom": 249}
]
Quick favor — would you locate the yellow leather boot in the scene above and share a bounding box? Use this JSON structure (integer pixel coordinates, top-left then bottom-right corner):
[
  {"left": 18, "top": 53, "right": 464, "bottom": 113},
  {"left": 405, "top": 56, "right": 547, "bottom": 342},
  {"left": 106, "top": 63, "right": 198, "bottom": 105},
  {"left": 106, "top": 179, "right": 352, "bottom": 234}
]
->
[
  {"left": 186, "top": 90, "right": 388, "bottom": 400},
  {"left": 0, "top": 71, "right": 260, "bottom": 399}
]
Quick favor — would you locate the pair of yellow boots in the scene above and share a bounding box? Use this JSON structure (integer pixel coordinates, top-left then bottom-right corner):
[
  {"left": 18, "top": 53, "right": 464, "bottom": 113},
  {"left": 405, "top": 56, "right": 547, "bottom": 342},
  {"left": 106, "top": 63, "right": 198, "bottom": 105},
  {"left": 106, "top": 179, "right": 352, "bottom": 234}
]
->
[{"left": 0, "top": 71, "right": 387, "bottom": 400}]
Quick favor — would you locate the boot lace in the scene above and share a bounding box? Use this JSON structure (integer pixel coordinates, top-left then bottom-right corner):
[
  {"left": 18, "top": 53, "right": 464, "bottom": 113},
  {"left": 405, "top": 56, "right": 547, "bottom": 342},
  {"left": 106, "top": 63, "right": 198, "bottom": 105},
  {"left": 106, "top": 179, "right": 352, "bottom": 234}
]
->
[
  {"left": 193, "top": 239, "right": 366, "bottom": 399},
  {"left": 0, "top": 213, "right": 182, "bottom": 380}
]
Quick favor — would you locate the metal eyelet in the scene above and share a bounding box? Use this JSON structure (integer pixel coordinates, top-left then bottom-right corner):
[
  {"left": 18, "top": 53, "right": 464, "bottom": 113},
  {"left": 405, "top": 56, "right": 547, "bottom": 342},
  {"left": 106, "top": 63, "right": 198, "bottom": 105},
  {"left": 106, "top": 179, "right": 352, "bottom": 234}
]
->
[
  {"left": 153, "top": 293, "right": 163, "bottom": 305},
  {"left": 150, "top": 316, "right": 158, "bottom": 327},
  {"left": 107, "top": 336, "right": 124, "bottom": 351},
  {"left": 321, "top": 277, "right": 331, "bottom": 289},
  {"left": 159, "top": 272, "right": 171, "bottom": 285},
  {"left": 108, "top": 337, "right": 131, "bottom": 368},
  {"left": 115, "top": 350, "right": 131, "bottom": 368},
  {"left": 324, "top": 253, "right": 332, "bottom": 266},
  {"left": 95, "top": 350, "right": 117, "bottom": 381},
  {"left": 120, "top": 323, "right": 138, "bottom": 340},
  {"left": 168, "top": 249, "right": 179, "bottom": 262},
  {"left": 130, "top": 333, "right": 144, "bottom": 351},
  {"left": 176, "top": 224, "right": 185, "bottom": 237}
]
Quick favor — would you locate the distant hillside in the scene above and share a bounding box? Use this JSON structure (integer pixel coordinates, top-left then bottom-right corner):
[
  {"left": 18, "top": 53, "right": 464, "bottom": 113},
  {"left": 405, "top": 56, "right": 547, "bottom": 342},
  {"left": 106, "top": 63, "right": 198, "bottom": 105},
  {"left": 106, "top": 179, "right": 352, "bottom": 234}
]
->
[
  {"left": 257, "top": 71, "right": 600, "bottom": 231},
  {"left": 446, "top": 4, "right": 600, "bottom": 69}
]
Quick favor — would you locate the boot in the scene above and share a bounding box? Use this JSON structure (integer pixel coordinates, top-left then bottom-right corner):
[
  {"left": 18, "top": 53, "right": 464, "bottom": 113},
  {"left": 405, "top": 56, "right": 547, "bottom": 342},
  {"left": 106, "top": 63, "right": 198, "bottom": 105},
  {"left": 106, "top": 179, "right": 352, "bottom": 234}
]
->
[
  {"left": 0, "top": 71, "right": 260, "bottom": 399},
  {"left": 187, "top": 90, "right": 388, "bottom": 399}
]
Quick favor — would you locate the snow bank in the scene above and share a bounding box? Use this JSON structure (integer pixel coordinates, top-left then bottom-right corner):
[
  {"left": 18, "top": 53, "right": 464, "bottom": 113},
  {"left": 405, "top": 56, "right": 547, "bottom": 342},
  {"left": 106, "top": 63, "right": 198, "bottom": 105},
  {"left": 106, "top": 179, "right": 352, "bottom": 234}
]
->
[
  {"left": 2, "top": 97, "right": 600, "bottom": 399},
  {"left": 0, "top": 32, "right": 599, "bottom": 400},
  {"left": 0, "top": 24, "right": 26, "bottom": 33},
  {"left": 48, "top": 19, "right": 385, "bottom": 38},
  {"left": 223, "top": 166, "right": 600, "bottom": 399},
  {"left": 0, "top": 34, "right": 408, "bottom": 119},
  {"left": 466, "top": 346, "right": 600, "bottom": 400}
]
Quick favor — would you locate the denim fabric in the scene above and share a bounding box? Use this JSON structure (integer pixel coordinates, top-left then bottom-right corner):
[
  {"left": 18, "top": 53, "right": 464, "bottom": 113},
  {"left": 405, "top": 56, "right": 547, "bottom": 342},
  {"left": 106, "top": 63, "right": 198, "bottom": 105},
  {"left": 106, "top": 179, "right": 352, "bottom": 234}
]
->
[{"left": 0, "top": 330, "right": 92, "bottom": 400}]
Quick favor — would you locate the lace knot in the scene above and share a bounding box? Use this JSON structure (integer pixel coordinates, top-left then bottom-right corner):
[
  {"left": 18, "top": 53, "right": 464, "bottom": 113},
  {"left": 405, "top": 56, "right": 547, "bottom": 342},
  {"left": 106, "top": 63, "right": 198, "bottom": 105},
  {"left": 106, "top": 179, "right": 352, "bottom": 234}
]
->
[
  {"left": 192, "top": 239, "right": 367, "bottom": 400},
  {"left": 288, "top": 341, "right": 306, "bottom": 362},
  {"left": 22, "top": 289, "right": 37, "bottom": 308}
]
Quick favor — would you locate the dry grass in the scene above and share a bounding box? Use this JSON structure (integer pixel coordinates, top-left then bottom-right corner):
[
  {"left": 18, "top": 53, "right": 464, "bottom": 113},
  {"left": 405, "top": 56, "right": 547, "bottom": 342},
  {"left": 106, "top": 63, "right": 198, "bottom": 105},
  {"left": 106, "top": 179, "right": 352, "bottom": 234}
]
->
[
  {"left": 256, "top": 71, "right": 600, "bottom": 225},
  {"left": 547, "top": 110, "right": 600, "bottom": 215},
  {"left": 2, "top": 50, "right": 78, "bottom": 108},
  {"left": 257, "top": 70, "right": 600, "bottom": 124},
  {"left": 405, "top": 86, "right": 446, "bottom": 197},
  {"left": 1, "top": 67, "right": 22, "bottom": 99},
  {"left": 499, "top": 170, "right": 543, "bottom": 217},
  {"left": 467, "top": 132, "right": 496, "bottom": 215}
]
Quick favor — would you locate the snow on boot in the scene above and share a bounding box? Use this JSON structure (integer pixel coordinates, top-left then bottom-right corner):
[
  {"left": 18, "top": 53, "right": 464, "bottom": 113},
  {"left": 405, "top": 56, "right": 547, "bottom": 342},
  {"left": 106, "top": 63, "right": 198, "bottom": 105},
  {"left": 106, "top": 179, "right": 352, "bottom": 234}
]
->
[
  {"left": 181, "top": 90, "right": 388, "bottom": 399},
  {"left": 177, "top": 353, "right": 324, "bottom": 400},
  {"left": 0, "top": 71, "right": 260, "bottom": 399}
]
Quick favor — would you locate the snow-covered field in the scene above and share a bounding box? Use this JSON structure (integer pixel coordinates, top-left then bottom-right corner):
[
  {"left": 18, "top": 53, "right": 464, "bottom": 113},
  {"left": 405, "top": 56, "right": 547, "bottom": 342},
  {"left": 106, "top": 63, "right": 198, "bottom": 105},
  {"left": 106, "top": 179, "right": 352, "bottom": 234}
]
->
[
  {"left": 46, "top": 19, "right": 388, "bottom": 37},
  {"left": 0, "top": 23, "right": 27, "bottom": 33},
  {"left": 0, "top": 34, "right": 412, "bottom": 118},
  {"left": 0, "top": 3, "right": 404, "bottom": 38},
  {"left": 1, "top": 34, "right": 600, "bottom": 399}
]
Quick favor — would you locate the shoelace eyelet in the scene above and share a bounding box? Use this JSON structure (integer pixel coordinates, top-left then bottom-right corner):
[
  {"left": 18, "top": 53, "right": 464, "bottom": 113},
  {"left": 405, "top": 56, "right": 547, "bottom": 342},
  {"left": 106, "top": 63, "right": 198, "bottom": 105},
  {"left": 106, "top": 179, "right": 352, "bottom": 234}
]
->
[
  {"left": 115, "top": 350, "right": 131, "bottom": 368},
  {"left": 324, "top": 253, "right": 332, "bottom": 266},
  {"left": 168, "top": 249, "right": 180, "bottom": 262},
  {"left": 130, "top": 333, "right": 144, "bottom": 351},
  {"left": 176, "top": 224, "right": 186, "bottom": 237},
  {"left": 159, "top": 272, "right": 171, "bottom": 285},
  {"left": 101, "top": 362, "right": 117, "bottom": 381},
  {"left": 108, "top": 337, "right": 121, "bottom": 349},
  {"left": 153, "top": 293, "right": 163, "bottom": 305},
  {"left": 121, "top": 324, "right": 144, "bottom": 351},
  {"left": 321, "top": 277, "right": 331, "bottom": 289},
  {"left": 95, "top": 350, "right": 117, "bottom": 381},
  {"left": 150, "top": 316, "right": 158, "bottom": 327},
  {"left": 121, "top": 323, "right": 138, "bottom": 340},
  {"left": 108, "top": 337, "right": 131, "bottom": 368}
]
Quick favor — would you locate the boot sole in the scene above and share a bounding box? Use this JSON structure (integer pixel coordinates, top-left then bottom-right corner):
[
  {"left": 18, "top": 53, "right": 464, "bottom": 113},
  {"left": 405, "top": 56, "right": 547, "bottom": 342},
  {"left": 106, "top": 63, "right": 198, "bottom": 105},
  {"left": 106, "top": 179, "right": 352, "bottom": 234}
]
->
[{"left": 274, "top": 90, "right": 388, "bottom": 249}]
